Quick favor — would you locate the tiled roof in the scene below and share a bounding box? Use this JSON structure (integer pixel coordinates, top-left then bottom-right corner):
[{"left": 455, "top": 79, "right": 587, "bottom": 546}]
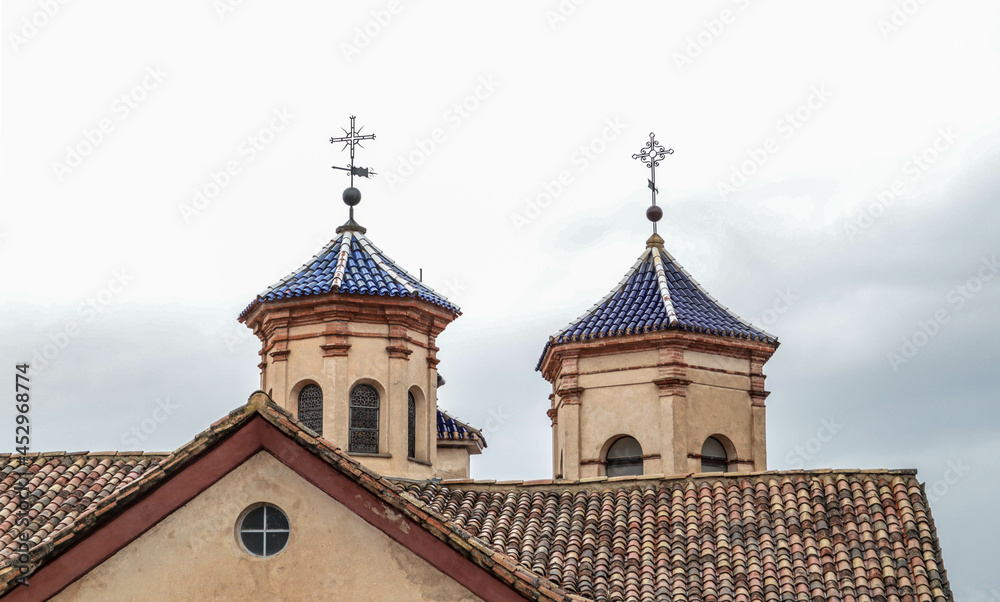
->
[
  {"left": 0, "top": 396, "right": 574, "bottom": 600},
  {"left": 540, "top": 235, "right": 776, "bottom": 368},
  {"left": 0, "top": 453, "right": 164, "bottom": 568},
  {"left": 406, "top": 470, "right": 952, "bottom": 602},
  {"left": 437, "top": 409, "right": 487, "bottom": 449},
  {"left": 239, "top": 227, "right": 459, "bottom": 319}
]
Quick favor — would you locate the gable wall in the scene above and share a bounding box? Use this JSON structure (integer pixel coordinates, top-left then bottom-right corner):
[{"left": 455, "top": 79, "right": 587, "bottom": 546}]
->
[{"left": 54, "top": 451, "right": 482, "bottom": 601}]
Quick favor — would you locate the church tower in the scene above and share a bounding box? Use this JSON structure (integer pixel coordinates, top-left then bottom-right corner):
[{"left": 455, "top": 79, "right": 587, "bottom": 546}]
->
[
  {"left": 538, "top": 133, "right": 778, "bottom": 480},
  {"left": 238, "top": 117, "right": 471, "bottom": 480}
]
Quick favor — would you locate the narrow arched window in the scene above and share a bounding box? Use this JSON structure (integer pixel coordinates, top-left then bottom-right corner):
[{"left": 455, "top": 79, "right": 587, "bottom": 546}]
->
[
  {"left": 407, "top": 391, "right": 416, "bottom": 459},
  {"left": 701, "top": 437, "right": 728, "bottom": 473},
  {"left": 606, "top": 436, "right": 643, "bottom": 477},
  {"left": 349, "top": 384, "right": 380, "bottom": 453},
  {"left": 297, "top": 384, "right": 323, "bottom": 436}
]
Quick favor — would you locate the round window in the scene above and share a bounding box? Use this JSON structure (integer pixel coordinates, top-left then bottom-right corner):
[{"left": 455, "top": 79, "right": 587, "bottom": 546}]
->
[{"left": 237, "top": 503, "right": 290, "bottom": 557}]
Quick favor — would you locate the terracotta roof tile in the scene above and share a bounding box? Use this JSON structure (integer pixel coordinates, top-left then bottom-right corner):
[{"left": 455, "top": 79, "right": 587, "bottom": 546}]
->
[
  {"left": 0, "top": 453, "right": 164, "bottom": 568},
  {"left": 404, "top": 470, "right": 953, "bottom": 602},
  {"left": 0, "top": 394, "right": 581, "bottom": 601}
]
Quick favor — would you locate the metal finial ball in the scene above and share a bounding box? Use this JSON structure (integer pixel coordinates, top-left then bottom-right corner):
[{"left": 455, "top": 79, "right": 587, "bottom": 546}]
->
[
  {"left": 343, "top": 187, "right": 362, "bottom": 206},
  {"left": 646, "top": 205, "right": 663, "bottom": 223}
]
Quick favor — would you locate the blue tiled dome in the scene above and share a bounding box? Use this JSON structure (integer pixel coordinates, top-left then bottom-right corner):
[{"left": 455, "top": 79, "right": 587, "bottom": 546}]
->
[
  {"left": 538, "top": 236, "right": 776, "bottom": 368},
  {"left": 240, "top": 229, "right": 459, "bottom": 319}
]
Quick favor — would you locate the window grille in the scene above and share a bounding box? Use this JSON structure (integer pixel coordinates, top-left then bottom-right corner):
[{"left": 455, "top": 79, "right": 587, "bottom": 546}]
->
[
  {"left": 407, "top": 391, "right": 416, "bottom": 459},
  {"left": 349, "top": 384, "right": 379, "bottom": 453},
  {"left": 297, "top": 384, "right": 323, "bottom": 436}
]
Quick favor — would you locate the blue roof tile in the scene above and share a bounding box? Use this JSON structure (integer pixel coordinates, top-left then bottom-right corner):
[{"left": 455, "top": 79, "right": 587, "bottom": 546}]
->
[
  {"left": 538, "top": 236, "right": 776, "bottom": 368},
  {"left": 436, "top": 409, "right": 486, "bottom": 448},
  {"left": 239, "top": 229, "right": 459, "bottom": 319}
]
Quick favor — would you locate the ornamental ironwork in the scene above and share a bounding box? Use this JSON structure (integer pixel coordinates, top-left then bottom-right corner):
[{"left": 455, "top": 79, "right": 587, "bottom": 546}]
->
[
  {"left": 297, "top": 384, "right": 323, "bottom": 436},
  {"left": 349, "top": 384, "right": 380, "bottom": 453},
  {"left": 632, "top": 132, "right": 674, "bottom": 233},
  {"left": 407, "top": 391, "right": 416, "bottom": 459}
]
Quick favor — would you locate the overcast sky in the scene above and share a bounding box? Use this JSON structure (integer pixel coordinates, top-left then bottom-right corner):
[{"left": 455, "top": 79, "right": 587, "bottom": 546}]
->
[{"left": 2, "top": 1, "right": 999, "bottom": 597}]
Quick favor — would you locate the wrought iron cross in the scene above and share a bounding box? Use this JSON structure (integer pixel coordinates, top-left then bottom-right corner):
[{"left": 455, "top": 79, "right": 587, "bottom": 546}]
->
[
  {"left": 632, "top": 132, "right": 674, "bottom": 233},
  {"left": 330, "top": 115, "right": 377, "bottom": 188}
]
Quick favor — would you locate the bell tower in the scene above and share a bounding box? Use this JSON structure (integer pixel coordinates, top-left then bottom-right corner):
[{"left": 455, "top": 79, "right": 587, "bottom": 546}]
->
[
  {"left": 238, "top": 116, "right": 461, "bottom": 480},
  {"left": 538, "top": 133, "right": 779, "bottom": 480}
]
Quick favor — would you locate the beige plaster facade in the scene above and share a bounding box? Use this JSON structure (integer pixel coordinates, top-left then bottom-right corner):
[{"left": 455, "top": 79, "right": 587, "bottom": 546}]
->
[
  {"left": 436, "top": 443, "right": 478, "bottom": 480},
  {"left": 55, "top": 451, "right": 482, "bottom": 601},
  {"left": 540, "top": 331, "right": 776, "bottom": 480},
  {"left": 241, "top": 291, "right": 457, "bottom": 480}
]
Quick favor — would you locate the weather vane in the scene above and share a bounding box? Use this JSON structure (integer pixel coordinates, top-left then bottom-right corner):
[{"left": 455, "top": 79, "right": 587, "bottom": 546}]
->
[
  {"left": 632, "top": 132, "right": 673, "bottom": 233},
  {"left": 330, "top": 115, "right": 376, "bottom": 223}
]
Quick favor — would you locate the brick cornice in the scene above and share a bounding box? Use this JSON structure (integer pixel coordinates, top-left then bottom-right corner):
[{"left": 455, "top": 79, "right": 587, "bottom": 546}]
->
[
  {"left": 241, "top": 292, "right": 457, "bottom": 339},
  {"left": 386, "top": 345, "right": 413, "bottom": 360},
  {"left": 540, "top": 330, "right": 776, "bottom": 383},
  {"left": 653, "top": 376, "right": 689, "bottom": 397},
  {"left": 557, "top": 387, "right": 584, "bottom": 405},
  {"left": 750, "top": 390, "right": 770, "bottom": 407}
]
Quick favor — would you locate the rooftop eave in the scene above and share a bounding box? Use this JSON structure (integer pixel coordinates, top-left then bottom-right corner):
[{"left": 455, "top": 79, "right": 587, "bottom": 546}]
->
[
  {"left": 436, "top": 437, "right": 485, "bottom": 454},
  {"left": 239, "top": 289, "right": 461, "bottom": 333},
  {"left": 538, "top": 328, "right": 779, "bottom": 381}
]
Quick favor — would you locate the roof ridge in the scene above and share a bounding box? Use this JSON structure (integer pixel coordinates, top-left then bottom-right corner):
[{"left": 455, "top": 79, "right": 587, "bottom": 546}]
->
[
  {"left": 0, "top": 393, "right": 575, "bottom": 600},
  {"left": 0, "top": 451, "right": 171, "bottom": 460},
  {"left": 262, "top": 234, "right": 344, "bottom": 297},
  {"left": 650, "top": 247, "right": 679, "bottom": 326},
  {"left": 329, "top": 229, "right": 353, "bottom": 291},
  {"left": 355, "top": 233, "right": 418, "bottom": 296},
  {"left": 430, "top": 467, "right": 922, "bottom": 490}
]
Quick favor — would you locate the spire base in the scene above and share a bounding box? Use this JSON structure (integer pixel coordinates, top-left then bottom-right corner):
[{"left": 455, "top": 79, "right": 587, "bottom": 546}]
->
[
  {"left": 646, "top": 233, "right": 664, "bottom": 249},
  {"left": 336, "top": 218, "right": 367, "bottom": 234}
]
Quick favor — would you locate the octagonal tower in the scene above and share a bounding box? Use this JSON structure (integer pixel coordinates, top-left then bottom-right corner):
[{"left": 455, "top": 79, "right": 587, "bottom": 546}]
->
[
  {"left": 239, "top": 220, "right": 460, "bottom": 479},
  {"left": 538, "top": 232, "right": 778, "bottom": 480}
]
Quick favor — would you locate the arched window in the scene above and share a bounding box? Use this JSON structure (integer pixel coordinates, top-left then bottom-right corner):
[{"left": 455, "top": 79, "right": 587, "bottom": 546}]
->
[
  {"left": 349, "top": 384, "right": 380, "bottom": 453},
  {"left": 297, "top": 384, "right": 323, "bottom": 436},
  {"left": 606, "top": 436, "right": 643, "bottom": 477},
  {"left": 407, "top": 391, "right": 416, "bottom": 459},
  {"left": 701, "top": 437, "right": 729, "bottom": 473}
]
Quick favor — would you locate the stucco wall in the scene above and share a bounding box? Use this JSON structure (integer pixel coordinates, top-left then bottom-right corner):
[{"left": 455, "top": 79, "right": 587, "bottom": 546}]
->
[
  {"left": 550, "top": 338, "right": 769, "bottom": 479},
  {"left": 264, "top": 319, "right": 439, "bottom": 480},
  {"left": 55, "top": 451, "right": 482, "bottom": 602},
  {"left": 435, "top": 446, "right": 471, "bottom": 480}
]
